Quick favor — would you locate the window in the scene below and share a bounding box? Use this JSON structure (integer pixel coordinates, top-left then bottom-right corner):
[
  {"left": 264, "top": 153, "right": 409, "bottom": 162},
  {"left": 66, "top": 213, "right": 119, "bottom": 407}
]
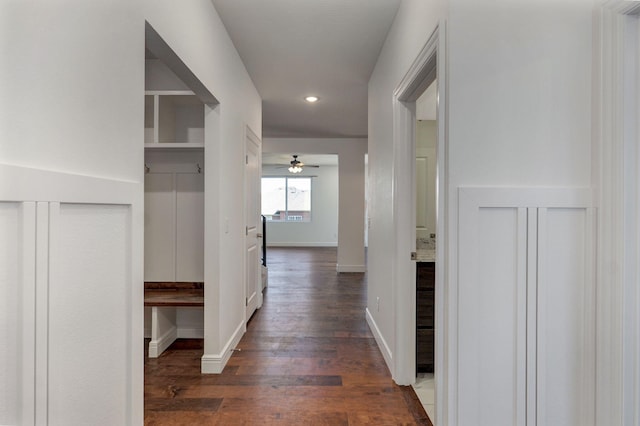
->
[{"left": 261, "top": 177, "right": 311, "bottom": 222}]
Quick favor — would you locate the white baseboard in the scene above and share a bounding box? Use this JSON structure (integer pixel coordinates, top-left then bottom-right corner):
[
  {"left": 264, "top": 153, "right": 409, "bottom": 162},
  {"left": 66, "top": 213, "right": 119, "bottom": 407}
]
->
[
  {"left": 148, "top": 325, "right": 177, "bottom": 358},
  {"left": 266, "top": 242, "right": 337, "bottom": 247},
  {"left": 365, "top": 308, "right": 393, "bottom": 374},
  {"left": 178, "top": 327, "right": 204, "bottom": 339},
  {"left": 336, "top": 264, "right": 366, "bottom": 273},
  {"left": 201, "top": 320, "right": 245, "bottom": 374},
  {"left": 145, "top": 327, "right": 203, "bottom": 340}
]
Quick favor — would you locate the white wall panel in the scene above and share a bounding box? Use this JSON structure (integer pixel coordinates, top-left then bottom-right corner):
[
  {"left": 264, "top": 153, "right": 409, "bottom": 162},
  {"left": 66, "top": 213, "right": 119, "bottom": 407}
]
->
[
  {"left": 48, "top": 204, "right": 131, "bottom": 426},
  {"left": 0, "top": 203, "right": 20, "bottom": 425},
  {"left": 457, "top": 188, "right": 593, "bottom": 426},
  {"left": 537, "top": 207, "right": 595, "bottom": 426},
  {"left": 145, "top": 173, "right": 176, "bottom": 281},
  {"left": 176, "top": 172, "right": 204, "bottom": 281},
  {"left": 458, "top": 206, "right": 526, "bottom": 426}
]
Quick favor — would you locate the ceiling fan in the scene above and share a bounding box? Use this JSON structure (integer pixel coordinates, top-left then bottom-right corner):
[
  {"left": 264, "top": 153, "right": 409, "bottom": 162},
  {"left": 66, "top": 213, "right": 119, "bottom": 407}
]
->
[{"left": 277, "top": 155, "right": 320, "bottom": 174}]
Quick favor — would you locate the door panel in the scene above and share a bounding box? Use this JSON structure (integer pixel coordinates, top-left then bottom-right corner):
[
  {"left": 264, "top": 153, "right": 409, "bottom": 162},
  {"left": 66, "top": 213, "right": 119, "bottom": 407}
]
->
[
  {"left": 537, "top": 207, "right": 595, "bottom": 426},
  {"left": 458, "top": 206, "right": 527, "bottom": 426},
  {"left": 245, "top": 129, "right": 261, "bottom": 320}
]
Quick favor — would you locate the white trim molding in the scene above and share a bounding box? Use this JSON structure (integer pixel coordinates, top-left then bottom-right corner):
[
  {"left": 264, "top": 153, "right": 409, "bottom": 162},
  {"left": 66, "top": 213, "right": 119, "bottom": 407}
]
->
[
  {"left": 201, "top": 320, "right": 245, "bottom": 374},
  {"left": 148, "top": 326, "right": 178, "bottom": 358},
  {"left": 391, "top": 22, "right": 442, "bottom": 387},
  {"left": 365, "top": 308, "right": 393, "bottom": 371},
  {"left": 594, "top": 2, "right": 640, "bottom": 424},
  {"left": 389, "top": 20, "right": 450, "bottom": 426},
  {"left": 336, "top": 264, "right": 366, "bottom": 273}
]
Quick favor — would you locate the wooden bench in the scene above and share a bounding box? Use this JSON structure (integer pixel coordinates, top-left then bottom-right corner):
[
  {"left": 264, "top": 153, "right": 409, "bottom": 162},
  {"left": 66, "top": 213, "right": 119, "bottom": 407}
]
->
[{"left": 144, "top": 282, "right": 203, "bottom": 358}]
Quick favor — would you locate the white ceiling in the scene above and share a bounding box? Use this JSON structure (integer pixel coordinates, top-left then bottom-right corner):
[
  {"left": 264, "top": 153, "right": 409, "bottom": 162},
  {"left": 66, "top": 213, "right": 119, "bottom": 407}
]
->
[{"left": 211, "top": 0, "right": 401, "bottom": 138}]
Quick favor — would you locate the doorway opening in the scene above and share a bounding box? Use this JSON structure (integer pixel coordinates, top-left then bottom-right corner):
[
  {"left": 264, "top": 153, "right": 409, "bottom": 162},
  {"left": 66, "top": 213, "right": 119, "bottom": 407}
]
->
[
  {"left": 413, "top": 79, "right": 438, "bottom": 421},
  {"left": 392, "top": 23, "right": 447, "bottom": 425},
  {"left": 143, "top": 22, "right": 219, "bottom": 365},
  {"left": 261, "top": 153, "right": 339, "bottom": 248}
]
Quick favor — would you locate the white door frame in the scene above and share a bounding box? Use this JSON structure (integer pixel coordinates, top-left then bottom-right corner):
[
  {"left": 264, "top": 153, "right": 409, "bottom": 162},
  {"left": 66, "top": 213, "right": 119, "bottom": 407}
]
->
[
  {"left": 595, "top": 2, "right": 640, "bottom": 424},
  {"left": 392, "top": 22, "right": 449, "bottom": 424}
]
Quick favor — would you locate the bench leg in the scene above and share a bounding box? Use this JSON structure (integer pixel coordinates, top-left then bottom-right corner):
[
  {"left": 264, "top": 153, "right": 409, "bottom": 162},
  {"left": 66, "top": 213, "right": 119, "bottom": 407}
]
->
[{"left": 148, "top": 306, "right": 177, "bottom": 358}]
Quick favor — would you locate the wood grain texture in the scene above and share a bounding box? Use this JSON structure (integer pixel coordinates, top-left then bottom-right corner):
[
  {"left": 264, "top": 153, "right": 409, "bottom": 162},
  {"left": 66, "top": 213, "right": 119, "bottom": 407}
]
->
[{"left": 145, "top": 247, "right": 432, "bottom": 425}]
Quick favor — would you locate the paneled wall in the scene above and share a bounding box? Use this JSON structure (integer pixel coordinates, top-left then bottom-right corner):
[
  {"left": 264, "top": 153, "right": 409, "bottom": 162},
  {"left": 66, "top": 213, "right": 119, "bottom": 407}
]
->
[
  {"left": 0, "top": 203, "right": 20, "bottom": 425},
  {"left": 0, "top": 165, "right": 142, "bottom": 425},
  {"left": 457, "top": 188, "right": 595, "bottom": 426},
  {"left": 48, "top": 204, "right": 132, "bottom": 425}
]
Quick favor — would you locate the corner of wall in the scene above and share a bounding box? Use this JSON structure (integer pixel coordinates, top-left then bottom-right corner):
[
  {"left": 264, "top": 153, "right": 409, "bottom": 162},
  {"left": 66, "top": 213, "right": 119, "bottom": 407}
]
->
[
  {"left": 365, "top": 308, "right": 394, "bottom": 375},
  {"left": 200, "top": 319, "right": 244, "bottom": 374}
]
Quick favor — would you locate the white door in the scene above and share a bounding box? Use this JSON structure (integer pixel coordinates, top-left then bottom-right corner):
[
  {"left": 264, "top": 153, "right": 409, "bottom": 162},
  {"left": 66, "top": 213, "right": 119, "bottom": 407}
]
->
[{"left": 245, "top": 127, "right": 262, "bottom": 321}]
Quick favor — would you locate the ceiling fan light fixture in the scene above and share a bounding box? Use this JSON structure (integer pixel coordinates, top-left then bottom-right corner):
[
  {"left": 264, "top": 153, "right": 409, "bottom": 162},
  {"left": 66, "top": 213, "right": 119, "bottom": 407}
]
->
[
  {"left": 304, "top": 96, "right": 319, "bottom": 103},
  {"left": 288, "top": 165, "right": 303, "bottom": 173}
]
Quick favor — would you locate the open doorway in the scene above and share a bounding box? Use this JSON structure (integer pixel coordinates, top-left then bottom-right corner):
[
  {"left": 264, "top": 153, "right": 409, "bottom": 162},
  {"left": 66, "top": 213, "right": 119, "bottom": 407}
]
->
[
  {"left": 142, "top": 23, "right": 218, "bottom": 363},
  {"left": 413, "top": 79, "right": 438, "bottom": 420},
  {"left": 261, "top": 153, "right": 339, "bottom": 248},
  {"left": 391, "top": 24, "right": 446, "bottom": 425}
]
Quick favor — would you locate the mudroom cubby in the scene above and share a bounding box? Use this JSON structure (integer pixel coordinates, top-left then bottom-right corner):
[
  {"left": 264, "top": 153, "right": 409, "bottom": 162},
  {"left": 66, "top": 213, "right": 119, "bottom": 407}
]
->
[
  {"left": 144, "top": 91, "right": 205, "bottom": 148},
  {"left": 143, "top": 149, "right": 205, "bottom": 355}
]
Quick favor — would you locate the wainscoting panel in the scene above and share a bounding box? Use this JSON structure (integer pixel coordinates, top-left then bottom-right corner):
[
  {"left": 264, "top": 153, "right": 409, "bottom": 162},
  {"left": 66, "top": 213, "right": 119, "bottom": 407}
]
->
[
  {"left": 0, "top": 163, "right": 142, "bottom": 424},
  {"left": 457, "top": 187, "right": 593, "bottom": 426},
  {"left": 458, "top": 206, "right": 527, "bottom": 426},
  {"left": 0, "top": 203, "right": 20, "bottom": 425},
  {"left": 536, "top": 207, "right": 595, "bottom": 426},
  {"left": 47, "top": 203, "right": 131, "bottom": 425}
]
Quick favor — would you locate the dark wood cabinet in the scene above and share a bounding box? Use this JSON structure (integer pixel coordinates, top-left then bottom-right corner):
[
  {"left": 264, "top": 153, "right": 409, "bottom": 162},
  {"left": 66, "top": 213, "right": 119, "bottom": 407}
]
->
[{"left": 416, "top": 262, "right": 435, "bottom": 372}]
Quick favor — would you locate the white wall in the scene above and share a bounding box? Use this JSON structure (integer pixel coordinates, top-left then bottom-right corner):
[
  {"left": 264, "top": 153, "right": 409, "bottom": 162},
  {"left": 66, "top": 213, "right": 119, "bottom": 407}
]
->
[
  {"left": 0, "top": 0, "right": 144, "bottom": 423},
  {"left": 144, "top": 0, "right": 262, "bottom": 373},
  {"left": 264, "top": 138, "right": 367, "bottom": 272},
  {"left": 368, "top": 0, "right": 595, "bottom": 424},
  {"left": 367, "top": 0, "right": 446, "bottom": 380},
  {"left": 262, "top": 164, "right": 339, "bottom": 247},
  {"left": 0, "top": 0, "right": 261, "bottom": 422}
]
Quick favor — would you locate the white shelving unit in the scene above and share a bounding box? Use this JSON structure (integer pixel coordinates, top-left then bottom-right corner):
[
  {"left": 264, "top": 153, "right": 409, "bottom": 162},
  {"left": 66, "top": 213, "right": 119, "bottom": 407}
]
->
[{"left": 145, "top": 90, "right": 205, "bottom": 149}]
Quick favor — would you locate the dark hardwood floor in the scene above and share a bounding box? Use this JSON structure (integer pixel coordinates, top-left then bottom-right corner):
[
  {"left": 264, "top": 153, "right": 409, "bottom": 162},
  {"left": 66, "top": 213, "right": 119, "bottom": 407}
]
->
[{"left": 145, "top": 247, "right": 432, "bottom": 425}]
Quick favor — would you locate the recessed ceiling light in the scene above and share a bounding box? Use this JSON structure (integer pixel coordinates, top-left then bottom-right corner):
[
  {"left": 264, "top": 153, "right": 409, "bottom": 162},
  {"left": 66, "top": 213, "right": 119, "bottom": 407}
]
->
[{"left": 305, "top": 96, "right": 319, "bottom": 103}]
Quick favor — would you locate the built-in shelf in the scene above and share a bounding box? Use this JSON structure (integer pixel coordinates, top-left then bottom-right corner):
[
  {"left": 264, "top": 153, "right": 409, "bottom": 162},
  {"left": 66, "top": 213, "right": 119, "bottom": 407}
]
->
[{"left": 144, "top": 90, "right": 205, "bottom": 148}]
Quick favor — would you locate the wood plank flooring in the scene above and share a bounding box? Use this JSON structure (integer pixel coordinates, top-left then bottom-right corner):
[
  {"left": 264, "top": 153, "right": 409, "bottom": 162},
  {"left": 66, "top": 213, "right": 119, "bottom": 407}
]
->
[{"left": 145, "top": 247, "right": 432, "bottom": 425}]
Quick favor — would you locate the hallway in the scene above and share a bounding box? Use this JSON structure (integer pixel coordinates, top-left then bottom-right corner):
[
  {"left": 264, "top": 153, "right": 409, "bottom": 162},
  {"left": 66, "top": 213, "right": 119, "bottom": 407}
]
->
[{"left": 144, "top": 247, "right": 431, "bottom": 425}]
